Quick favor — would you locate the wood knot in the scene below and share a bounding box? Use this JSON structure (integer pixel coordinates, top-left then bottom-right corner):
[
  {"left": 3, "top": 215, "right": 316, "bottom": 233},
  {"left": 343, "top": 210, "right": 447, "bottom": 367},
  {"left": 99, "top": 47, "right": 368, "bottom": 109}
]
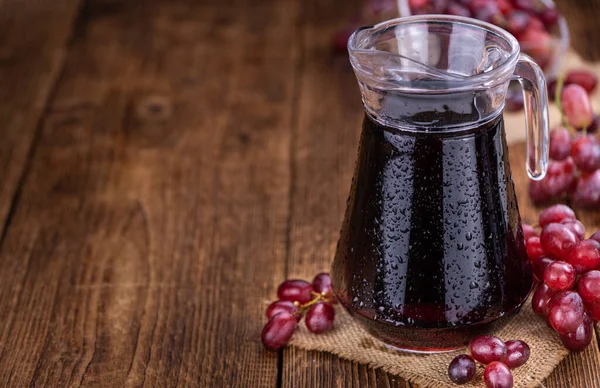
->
[{"left": 135, "top": 95, "right": 172, "bottom": 121}]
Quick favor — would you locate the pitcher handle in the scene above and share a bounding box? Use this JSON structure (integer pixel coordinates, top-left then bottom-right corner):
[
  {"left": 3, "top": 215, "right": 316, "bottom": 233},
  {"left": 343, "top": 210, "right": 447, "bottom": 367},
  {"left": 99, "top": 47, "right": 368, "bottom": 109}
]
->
[{"left": 511, "top": 54, "right": 550, "bottom": 180}]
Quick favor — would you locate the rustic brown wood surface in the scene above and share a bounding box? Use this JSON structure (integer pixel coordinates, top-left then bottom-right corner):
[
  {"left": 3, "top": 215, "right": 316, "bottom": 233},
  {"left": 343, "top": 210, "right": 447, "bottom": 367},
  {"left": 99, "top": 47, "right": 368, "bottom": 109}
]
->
[{"left": 0, "top": 0, "right": 599, "bottom": 387}]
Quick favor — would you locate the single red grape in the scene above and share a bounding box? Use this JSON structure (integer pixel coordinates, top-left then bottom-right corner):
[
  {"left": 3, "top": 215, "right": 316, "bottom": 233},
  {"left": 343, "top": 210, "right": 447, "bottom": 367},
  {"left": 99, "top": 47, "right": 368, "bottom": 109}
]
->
[
  {"left": 577, "top": 270, "right": 600, "bottom": 305},
  {"left": 305, "top": 301, "right": 335, "bottom": 334},
  {"left": 266, "top": 300, "right": 300, "bottom": 321},
  {"left": 312, "top": 272, "right": 334, "bottom": 300},
  {"left": 408, "top": 0, "right": 430, "bottom": 12},
  {"left": 484, "top": 362, "right": 513, "bottom": 388},
  {"left": 549, "top": 291, "right": 584, "bottom": 334},
  {"left": 571, "top": 136, "right": 600, "bottom": 173},
  {"left": 504, "top": 340, "right": 530, "bottom": 369},
  {"left": 526, "top": 236, "right": 545, "bottom": 262},
  {"left": 448, "top": 354, "right": 476, "bottom": 385},
  {"left": 532, "top": 256, "right": 555, "bottom": 281},
  {"left": 469, "top": 335, "right": 507, "bottom": 364},
  {"left": 277, "top": 279, "right": 314, "bottom": 304},
  {"left": 559, "top": 311, "right": 593, "bottom": 351},
  {"left": 561, "top": 220, "right": 585, "bottom": 241},
  {"left": 529, "top": 179, "right": 551, "bottom": 204},
  {"left": 532, "top": 282, "right": 557, "bottom": 317},
  {"left": 591, "top": 230, "right": 600, "bottom": 244},
  {"left": 562, "top": 84, "right": 594, "bottom": 129},
  {"left": 566, "top": 70, "right": 598, "bottom": 95},
  {"left": 513, "top": 0, "right": 536, "bottom": 13},
  {"left": 519, "top": 27, "right": 552, "bottom": 67},
  {"left": 539, "top": 204, "right": 576, "bottom": 227},
  {"left": 540, "top": 223, "right": 578, "bottom": 260},
  {"left": 261, "top": 311, "right": 298, "bottom": 350},
  {"left": 543, "top": 261, "right": 576, "bottom": 291},
  {"left": 497, "top": 0, "right": 513, "bottom": 15},
  {"left": 549, "top": 304, "right": 584, "bottom": 334},
  {"left": 541, "top": 158, "right": 576, "bottom": 197},
  {"left": 570, "top": 171, "right": 600, "bottom": 208},
  {"left": 566, "top": 240, "right": 600, "bottom": 274},
  {"left": 522, "top": 223, "right": 538, "bottom": 241},
  {"left": 549, "top": 127, "right": 573, "bottom": 161}
]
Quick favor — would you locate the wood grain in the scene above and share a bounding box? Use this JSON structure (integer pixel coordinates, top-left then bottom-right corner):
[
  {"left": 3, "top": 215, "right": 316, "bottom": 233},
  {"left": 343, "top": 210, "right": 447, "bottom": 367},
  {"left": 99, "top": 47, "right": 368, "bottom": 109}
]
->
[
  {"left": 0, "top": 0, "right": 82, "bottom": 238},
  {"left": 0, "top": 0, "right": 299, "bottom": 386}
]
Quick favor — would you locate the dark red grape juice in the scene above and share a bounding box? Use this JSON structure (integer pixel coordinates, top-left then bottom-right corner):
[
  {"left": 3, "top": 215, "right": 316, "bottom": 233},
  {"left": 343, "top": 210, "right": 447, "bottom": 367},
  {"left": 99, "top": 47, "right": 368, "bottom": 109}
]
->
[{"left": 332, "top": 105, "right": 533, "bottom": 351}]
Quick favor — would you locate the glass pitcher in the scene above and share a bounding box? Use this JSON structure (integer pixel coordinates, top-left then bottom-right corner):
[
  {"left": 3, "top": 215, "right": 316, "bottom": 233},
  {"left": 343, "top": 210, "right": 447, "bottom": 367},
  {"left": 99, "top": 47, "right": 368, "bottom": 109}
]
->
[{"left": 331, "top": 15, "right": 549, "bottom": 352}]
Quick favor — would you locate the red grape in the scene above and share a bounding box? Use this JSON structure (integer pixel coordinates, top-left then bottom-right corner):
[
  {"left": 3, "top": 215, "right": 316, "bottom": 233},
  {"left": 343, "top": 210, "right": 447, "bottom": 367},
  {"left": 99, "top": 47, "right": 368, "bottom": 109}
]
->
[
  {"left": 549, "top": 127, "right": 573, "bottom": 161},
  {"left": 562, "top": 84, "right": 594, "bottom": 129},
  {"left": 559, "top": 312, "right": 593, "bottom": 351},
  {"left": 277, "top": 279, "right": 314, "bottom": 304},
  {"left": 540, "top": 223, "right": 578, "bottom": 260},
  {"left": 504, "top": 340, "right": 530, "bottom": 369},
  {"left": 529, "top": 179, "right": 551, "bottom": 204},
  {"left": 497, "top": 0, "right": 513, "bottom": 15},
  {"left": 566, "top": 240, "right": 600, "bottom": 273},
  {"left": 267, "top": 300, "right": 300, "bottom": 321},
  {"left": 469, "top": 335, "right": 507, "bottom": 364},
  {"left": 577, "top": 270, "right": 600, "bottom": 305},
  {"left": 312, "top": 272, "right": 334, "bottom": 299},
  {"left": 305, "top": 301, "right": 335, "bottom": 334},
  {"left": 571, "top": 136, "right": 600, "bottom": 173},
  {"left": 588, "top": 302, "right": 600, "bottom": 321},
  {"left": 543, "top": 261, "right": 576, "bottom": 291},
  {"left": 526, "top": 236, "right": 545, "bottom": 262},
  {"left": 484, "top": 362, "right": 513, "bottom": 388},
  {"left": 532, "top": 282, "right": 557, "bottom": 317},
  {"left": 522, "top": 223, "right": 538, "bottom": 241},
  {"left": 541, "top": 158, "right": 576, "bottom": 197},
  {"left": 561, "top": 220, "right": 586, "bottom": 241},
  {"left": 532, "top": 256, "right": 555, "bottom": 281},
  {"left": 549, "top": 291, "right": 584, "bottom": 334},
  {"left": 513, "top": 0, "right": 536, "bottom": 13},
  {"left": 539, "top": 204, "right": 576, "bottom": 227},
  {"left": 570, "top": 170, "right": 600, "bottom": 208},
  {"left": 551, "top": 290, "right": 584, "bottom": 310},
  {"left": 549, "top": 304, "right": 584, "bottom": 334},
  {"left": 408, "top": 0, "right": 430, "bottom": 12},
  {"left": 261, "top": 311, "right": 297, "bottom": 350},
  {"left": 566, "top": 70, "right": 598, "bottom": 95},
  {"left": 519, "top": 27, "right": 552, "bottom": 67},
  {"left": 591, "top": 231, "right": 600, "bottom": 244},
  {"left": 448, "top": 354, "right": 476, "bottom": 385}
]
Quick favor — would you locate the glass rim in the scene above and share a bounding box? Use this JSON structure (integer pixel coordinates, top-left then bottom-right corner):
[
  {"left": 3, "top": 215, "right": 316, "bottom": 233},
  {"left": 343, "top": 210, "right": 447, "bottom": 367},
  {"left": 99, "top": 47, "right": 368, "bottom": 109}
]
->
[{"left": 347, "top": 15, "right": 522, "bottom": 92}]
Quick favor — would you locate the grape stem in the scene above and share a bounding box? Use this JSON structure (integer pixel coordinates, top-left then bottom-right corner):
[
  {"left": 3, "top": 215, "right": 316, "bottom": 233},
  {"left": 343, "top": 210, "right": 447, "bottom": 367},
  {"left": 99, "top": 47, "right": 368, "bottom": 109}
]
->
[{"left": 295, "top": 292, "right": 333, "bottom": 313}]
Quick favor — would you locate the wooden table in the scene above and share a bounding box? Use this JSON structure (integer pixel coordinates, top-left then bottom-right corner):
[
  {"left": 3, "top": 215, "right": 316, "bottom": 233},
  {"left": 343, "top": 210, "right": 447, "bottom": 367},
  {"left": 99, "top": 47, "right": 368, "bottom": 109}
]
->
[{"left": 1, "top": 0, "right": 600, "bottom": 386}]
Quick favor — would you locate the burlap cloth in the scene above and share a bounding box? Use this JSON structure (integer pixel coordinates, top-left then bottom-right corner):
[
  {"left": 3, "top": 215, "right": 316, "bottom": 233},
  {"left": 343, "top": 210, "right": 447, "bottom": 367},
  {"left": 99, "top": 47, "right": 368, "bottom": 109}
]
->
[{"left": 290, "top": 296, "right": 569, "bottom": 387}]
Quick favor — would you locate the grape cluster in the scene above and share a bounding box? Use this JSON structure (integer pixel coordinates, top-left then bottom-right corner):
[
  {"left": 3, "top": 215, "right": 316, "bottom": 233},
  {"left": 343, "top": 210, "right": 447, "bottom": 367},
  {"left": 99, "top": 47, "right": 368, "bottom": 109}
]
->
[
  {"left": 525, "top": 205, "right": 600, "bottom": 351},
  {"left": 261, "top": 273, "right": 336, "bottom": 350},
  {"left": 448, "top": 336, "right": 530, "bottom": 387},
  {"left": 529, "top": 71, "right": 600, "bottom": 207},
  {"left": 407, "top": 0, "right": 560, "bottom": 71}
]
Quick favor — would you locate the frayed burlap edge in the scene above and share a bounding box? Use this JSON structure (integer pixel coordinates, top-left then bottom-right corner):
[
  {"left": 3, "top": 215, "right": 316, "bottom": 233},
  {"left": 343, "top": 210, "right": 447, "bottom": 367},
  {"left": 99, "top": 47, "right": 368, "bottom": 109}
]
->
[{"left": 290, "top": 297, "right": 569, "bottom": 388}]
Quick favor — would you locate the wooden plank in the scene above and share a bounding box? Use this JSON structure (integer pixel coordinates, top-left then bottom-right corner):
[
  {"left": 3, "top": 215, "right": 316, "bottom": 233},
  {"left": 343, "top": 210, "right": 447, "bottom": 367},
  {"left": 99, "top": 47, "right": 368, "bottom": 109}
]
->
[
  {"left": 0, "top": 0, "right": 82, "bottom": 238},
  {"left": 0, "top": 0, "right": 300, "bottom": 386},
  {"left": 282, "top": 0, "right": 410, "bottom": 386}
]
